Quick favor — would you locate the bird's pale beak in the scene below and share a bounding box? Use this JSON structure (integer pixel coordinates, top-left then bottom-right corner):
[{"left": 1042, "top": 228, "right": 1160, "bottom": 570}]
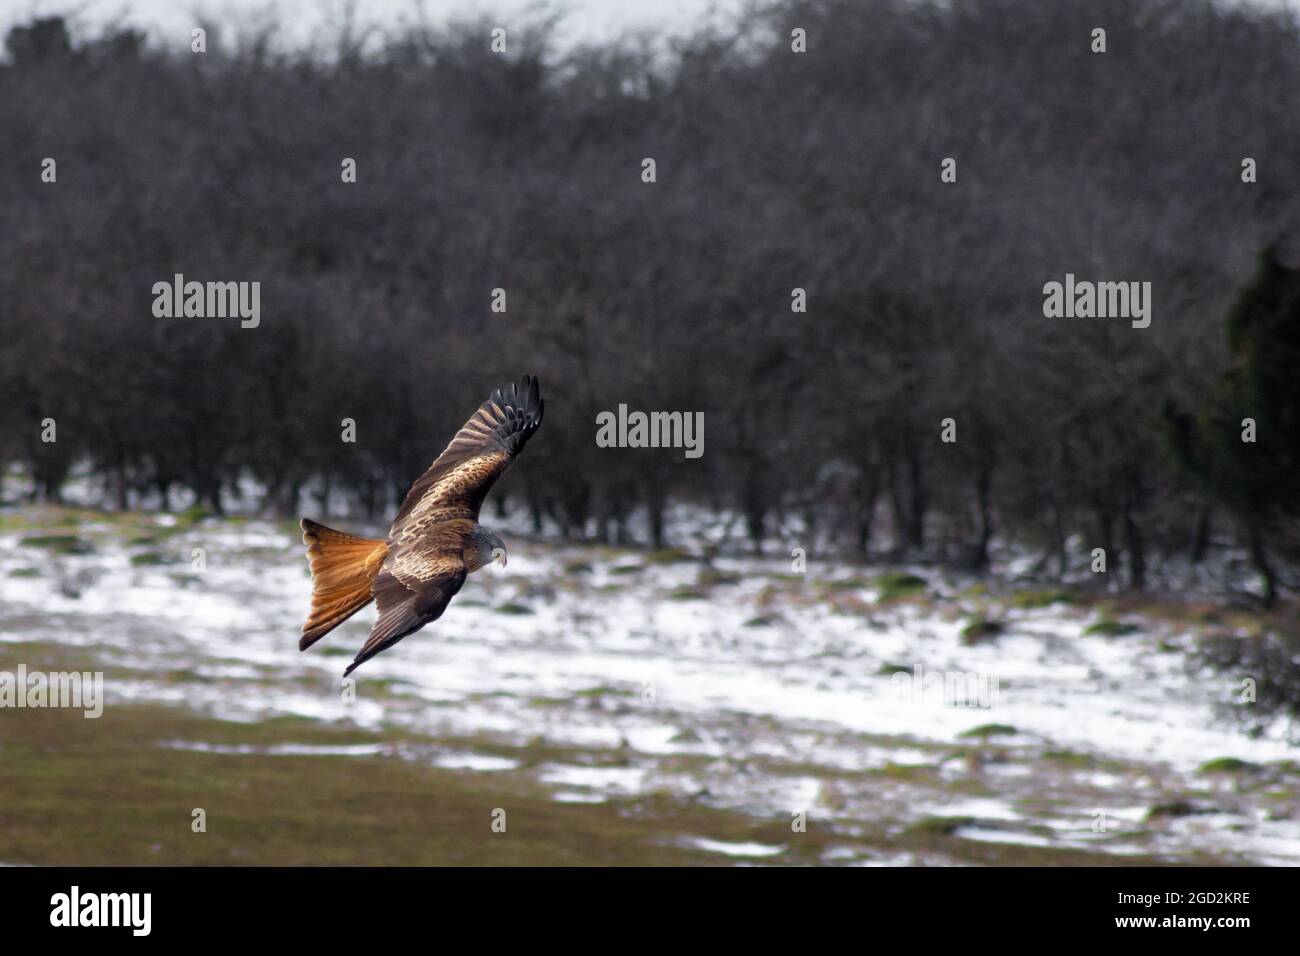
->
[{"left": 492, "top": 547, "right": 507, "bottom": 568}]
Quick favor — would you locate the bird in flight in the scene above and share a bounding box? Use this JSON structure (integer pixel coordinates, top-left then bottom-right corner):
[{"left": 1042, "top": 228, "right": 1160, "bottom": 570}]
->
[{"left": 298, "top": 376, "right": 544, "bottom": 676}]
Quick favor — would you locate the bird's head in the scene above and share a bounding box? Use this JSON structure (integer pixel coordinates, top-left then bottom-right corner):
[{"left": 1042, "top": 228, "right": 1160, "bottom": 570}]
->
[{"left": 470, "top": 527, "right": 507, "bottom": 571}]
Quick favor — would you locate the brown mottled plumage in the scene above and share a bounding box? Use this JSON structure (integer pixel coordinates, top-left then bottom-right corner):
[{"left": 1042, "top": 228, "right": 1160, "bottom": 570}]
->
[{"left": 298, "top": 377, "right": 544, "bottom": 676}]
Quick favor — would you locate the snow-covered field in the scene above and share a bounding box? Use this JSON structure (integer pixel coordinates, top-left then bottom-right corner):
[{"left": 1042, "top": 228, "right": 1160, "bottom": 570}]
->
[{"left": 2, "top": 500, "right": 1298, "bottom": 865}]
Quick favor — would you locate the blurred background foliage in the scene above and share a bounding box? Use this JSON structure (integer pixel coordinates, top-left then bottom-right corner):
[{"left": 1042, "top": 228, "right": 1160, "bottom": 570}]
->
[{"left": 1, "top": 0, "right": 1298, "bottom": 600}]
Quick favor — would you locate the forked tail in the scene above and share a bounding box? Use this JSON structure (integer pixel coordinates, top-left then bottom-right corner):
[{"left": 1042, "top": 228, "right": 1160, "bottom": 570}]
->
[{"left": 299, "top": 518, "right": 389, "bottom": 650}]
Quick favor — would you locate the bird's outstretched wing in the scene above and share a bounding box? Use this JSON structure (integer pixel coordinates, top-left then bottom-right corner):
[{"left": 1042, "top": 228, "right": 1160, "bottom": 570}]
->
[
  {"left": 344, "top": 563, "right": 466, "bottom": 677},
  {"left": 389, "top": 375, "right": 544, "bottom": 539},
  {"left": 342, "top": 377, "right": 543, "bottom": 676}
]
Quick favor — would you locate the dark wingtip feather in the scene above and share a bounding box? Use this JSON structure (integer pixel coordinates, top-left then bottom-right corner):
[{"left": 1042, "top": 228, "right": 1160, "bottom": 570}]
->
[
  {"left": 343, "top": 649, "right": 373, "bottom": 677},
  {"left": 523, "top": 376, "right": 543, "bottom": 432},
  {"left": 479, "top": 376, "right": 543, "bottom": 456},
  {"left": 497, "top": 375, "right": 542, "bottom": 418}
]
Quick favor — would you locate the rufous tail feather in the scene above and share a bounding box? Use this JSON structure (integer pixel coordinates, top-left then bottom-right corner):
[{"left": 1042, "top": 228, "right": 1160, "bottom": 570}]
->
[{"left": 299, "top": 518, "right": 388, "bottom": 650}]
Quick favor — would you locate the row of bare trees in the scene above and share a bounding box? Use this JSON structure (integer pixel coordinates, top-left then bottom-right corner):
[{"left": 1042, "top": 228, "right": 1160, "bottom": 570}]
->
[{"left": 1, "top": 0, "right": 1299, "bottom": 599}]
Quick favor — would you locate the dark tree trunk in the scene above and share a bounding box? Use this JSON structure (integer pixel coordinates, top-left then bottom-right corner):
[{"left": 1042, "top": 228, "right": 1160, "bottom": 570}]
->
[
  {"left": 1246, "top": 520, "right": 1277, "bottom": 608},
  {"left": 114, "top": 458, "right": 130, "bottom": 511},
  {"left": 362, "top": 476, "right": 379, "bottom": 520},
  {"left": 1190, "top": 504, "right": 1211, "bottom": 564},
  {"left": 527, "top": 487, "right": 544, "bottom": 534},
  {"left": 560, "top": 480, "right": 591, "bottom": 540},
  {"left": 1123, "top": 508, "right": 1146, "bottom": 591},
  {"left": 742, "top": 468, "right": 767, "bottom": 555},
  {"left": 284, "top": 479, "right": 301, "bottom": 519},
  {"left": 973, "top": 463, "right": 994, "bottom": 570},
  {"left": 1051, "top": 502, "right": 1067, "bottom": 577},
  {"left": 906, "top": 451, "right": 926, "bottom": 550},
  {"left": 888, "top": 453, "right": 926, "bottom": 553},
  {"left": 745, "top": 504, "right": 765, "bottom": 554},
  {"left": 888, "top": 462, "right": 907, "bottom": 554},
  {"left": 645, "top": 478, "right": 667, "bottom": 550},
  {"left": 855, "top": 470, "right": 879, "bottom": 559},
  {"left": 1095, "top": 507, "right": 1115, "bottom": 568},
  {"left": 201, "top": 481, "right": 224, "bottom": 516}
]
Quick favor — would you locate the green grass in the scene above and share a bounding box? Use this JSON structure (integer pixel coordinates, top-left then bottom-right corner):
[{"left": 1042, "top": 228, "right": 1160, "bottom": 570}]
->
[
  {"left": 824, "top": 577, "right": 870, "bottom": 592},
  {"left": 906, "top": 815, "right": 974, "bottom": 836},
  {"left": 1198, "top": 757, "right": 1261, "bottom": 775},
  {"left": 644, "top": 547, "right": 693, "bottom": 565},
  {"left": 130, "top": 551, "right": 177, "bottom": 566},
  {"left": 494, "top": 602, "right": 535, "bottom": 616},
  {"left": 873, "top": 572, "right": 928, "bottom": 601},
  {"left": 178, "top": 505, "right": 215, "bottom": 525},
  {"left": 0, "top": 702, "right": 774, "bottom": 866},
  {"left": 958, "top": 723, "right": 1018, "bottom": 739},
  {"left": 1084, "top": 619, "right": 1140, "bottom": 637},
  {"left": 1146, "top": 801, "right": 1203, "bottom": 821},
  {"left": 1009, "top": 588, "right": 1074, "bottom": 610},
  {"left": 1042, "top": 750, "right": 1096, "bottom": 768},
  {"left": 960, "top": 617, "right": 1005, "bottom": 644},
  {"left": 697, "top": 566, "right": 741, "bottom": 587},
  {"left": 19, "top": 534, "right": 94, "bottom": 555}
]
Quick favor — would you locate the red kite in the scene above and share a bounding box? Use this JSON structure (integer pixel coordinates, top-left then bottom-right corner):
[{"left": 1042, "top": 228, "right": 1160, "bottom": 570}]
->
[{"left": 298, "top": 376, "right": 543, "bottom": 675}]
